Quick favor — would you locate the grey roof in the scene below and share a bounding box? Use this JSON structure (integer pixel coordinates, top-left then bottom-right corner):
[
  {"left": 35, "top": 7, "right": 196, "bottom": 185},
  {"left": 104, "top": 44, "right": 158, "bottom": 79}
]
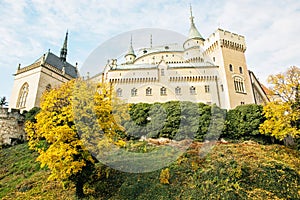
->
[
  {"left": 135, "top": 43, "right": 184, "bottom": 58},
  {"left": 189, "top": 23, "right": 204, "bottom": 40},
  {"left": 35, "top": 52, "right": 78, "bottom": 78}
]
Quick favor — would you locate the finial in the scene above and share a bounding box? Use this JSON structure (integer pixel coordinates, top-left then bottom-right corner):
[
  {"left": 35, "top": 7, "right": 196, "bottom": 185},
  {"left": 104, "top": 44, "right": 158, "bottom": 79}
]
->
[
  {"left": 48, "top": 49, "right": 50, "bottom": 53},
  {"left": 189, "top": 4, "right": 194, "bottom": 24},
  {"left": 130, "top": 34, "right": 133, "bottom": 46},
  {"left": 18, "top": 63, "right": 21, "bottom": 70},
  {"left": 62, "top": 66, "right": 65, "bottom": 75},
  {"left": 150, "top": 34, "right": 152, "bottom": 48},
  {"left": 60, "top": 31, "right": 68, "bottom": 62}
]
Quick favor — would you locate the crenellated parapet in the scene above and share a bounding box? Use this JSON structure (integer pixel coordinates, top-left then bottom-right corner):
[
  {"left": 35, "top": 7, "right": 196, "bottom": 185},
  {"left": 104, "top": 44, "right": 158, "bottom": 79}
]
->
[
  {"left": 204, "top": 28, "right": 247, "bottom": 55},
  {"left": 0, "top": 108, "right": 25, "bottom": 146}
]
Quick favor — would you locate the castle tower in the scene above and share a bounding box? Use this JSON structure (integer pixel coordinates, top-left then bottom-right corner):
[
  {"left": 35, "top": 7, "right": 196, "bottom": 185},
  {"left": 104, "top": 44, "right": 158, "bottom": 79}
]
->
[
  {"left": 60, "top": 31, "right": 68, "bottom": 62},
  {"left": 125, "top": 36, "right": 136, "bottom": 64},
  {"left": 183, "top": 5, "right": 205, "bottom": 63},
  {"left": 9, "top": 33, "right": 78, "bottom": 112},
  {"left": 203, "top": 29, "right": 256, "bottom": 109}
]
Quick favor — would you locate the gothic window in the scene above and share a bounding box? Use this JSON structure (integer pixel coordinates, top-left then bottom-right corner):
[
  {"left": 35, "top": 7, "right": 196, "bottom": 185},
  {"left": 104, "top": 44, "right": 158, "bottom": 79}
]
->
[
  {"left": 131, "top": 88, "right": 137, "bottom": 96},
  {"left": 175, "top": 86, "right": 181, "bottom": 95},
  {"left": 17, "top": 83, "right": 29, "bottom": 108},
  {"left": 229, "top": 64, "right": 233, "bottom": 72},
  {"left": 160, "top": 87, "right": 167, "bottom": 96},
  {"left": 117, "top": 88, "right": 122, "bottom": 97},
  {"left": 146, "top": 87, "right": 152, "bottom": 96},
  {"left": 234, "top": 76, "right": 245, "bottom": 93},
  {"left": 205, "top": 85, "right": 210, "bottom": 93},
  {"left": 190, "top": 86, "right": 196, "bottom": 95},
  {"left": 239, "top": 66, "right": 243, "bottom": 74}
]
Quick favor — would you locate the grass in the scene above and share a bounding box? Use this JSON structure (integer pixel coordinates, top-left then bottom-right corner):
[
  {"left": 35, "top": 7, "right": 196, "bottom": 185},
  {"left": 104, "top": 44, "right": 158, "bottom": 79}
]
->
[{"left": 0, "top": 141, "right": 299, "bottom": 199}]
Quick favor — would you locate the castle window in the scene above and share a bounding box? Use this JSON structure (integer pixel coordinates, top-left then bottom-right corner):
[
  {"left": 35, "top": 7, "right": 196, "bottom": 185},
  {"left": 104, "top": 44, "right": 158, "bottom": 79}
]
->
[
  {"left": 234, "top": 76, "right": 245, "bottom": 93},
  {"left": 161, "top": 69, "right": 165, "bottom": 76},
  {"left": 131, "top": 88, "right": 137, "bottom": 96},
  {"left": 46, "top": 84, "right": 51, "bottom": 91},
  {"left": 241, "top": 101, "right": 245, "bottom": 105},
  {"left": 205, "top": 85, "right": 210, "bottom": 93},
  {"left": 146, "top": 87, "right": 152, "bottom": 96},
  {"left": 239, "top": 66, "right": 243, "bottom": 74},
  {"left": 221, "top": 84, "right": 224, "bottom": 92},
  {"left": 175, "top": 86, "right": 181, "bottom": 95},
  {"left": 190, "top": 86, "right": 196, "bottom": 95},
  {"left": 117, "top": 88, "right": 122, "bottom": 97},
  {"left": 213, "top": 57, "right": 215, "bottom": 62},
  {"left": 17, "top": 83, "right": 29, "bottom": 108},
  {"left": 160, "top": 87, "right": 167, "bottom": 96},
  {"left": 229, "top": 64, "right": 233, "bottom": 72}
]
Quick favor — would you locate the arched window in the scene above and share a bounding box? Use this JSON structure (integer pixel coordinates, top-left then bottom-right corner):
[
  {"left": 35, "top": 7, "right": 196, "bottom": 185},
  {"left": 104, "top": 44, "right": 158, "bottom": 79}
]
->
[
  {"left": 175, "top": 86, "right": 181, "bottom": 95},
  {"left": 131, "top": 88, "right": 137, "bottom": 97},
  {"left": 160, "top": 87, "right": 167, "bottom": 96},
  {"left": 117, "top": 88, "right": 122, "bottom": 97},
  {"left": 46, "top": 84, "right": 51, "bottom": 92},
  {"left": 229, "top": 64, "right": 233, "bottom": 72},
  {"left": 17, "top": 83, "right": 29, "bottom": 108},
  {"left": 190, "top": 86, "right": 196, "bottom": 95},
  {"left": 234, "top": 76, "right": 245, "bottom": 93},
  {"left": 239, "top": 66, "right": 243, "bottom": 74},
  {"left": 205, "top": 85, "right": 210, "bottom": 93},
  {"left": 146, "top": 87, "right": 152, "bottom": 96}
]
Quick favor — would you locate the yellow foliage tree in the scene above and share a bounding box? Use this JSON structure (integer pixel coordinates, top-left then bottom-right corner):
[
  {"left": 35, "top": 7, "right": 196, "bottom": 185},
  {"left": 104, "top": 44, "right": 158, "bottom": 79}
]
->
[
  {"left": 260, "top": 66, "right": 300, "bottom": 144},
  {"left": 25, "top": 79, "right": 126, "bottom": 198}
]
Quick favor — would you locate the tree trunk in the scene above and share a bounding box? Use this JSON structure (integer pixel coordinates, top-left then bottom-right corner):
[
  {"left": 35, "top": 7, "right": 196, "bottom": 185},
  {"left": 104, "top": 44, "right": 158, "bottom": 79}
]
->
[{"left": 75, "top": 181, "right": 84, "bottom": 199}]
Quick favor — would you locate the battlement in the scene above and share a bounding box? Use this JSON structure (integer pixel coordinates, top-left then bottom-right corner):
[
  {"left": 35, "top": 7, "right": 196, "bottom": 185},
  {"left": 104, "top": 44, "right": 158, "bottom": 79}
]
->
[
  {"left": 204, "top": 28, "right": 247, "bottom": 54},
  {"left": 0, "top": 108, "right": 23, "bottom": 120},
  {"left": 0, "top": 108, "right": 25, "bottom": 146}
]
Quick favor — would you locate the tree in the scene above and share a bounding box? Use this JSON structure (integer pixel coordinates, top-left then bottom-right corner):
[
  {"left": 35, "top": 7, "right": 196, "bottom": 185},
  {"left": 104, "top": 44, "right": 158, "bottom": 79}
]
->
[
  {"left": 0, "top": 96, "right": 8, "bottom": 107},
  {"left": 223, "top": 104, "right": 266, "bottom": 141},
  {"left": 25, "top": 80, "right": 123, "bottom": 198},
  {"left": 260, "top": 66, "right": 300, "bottom": 146}
]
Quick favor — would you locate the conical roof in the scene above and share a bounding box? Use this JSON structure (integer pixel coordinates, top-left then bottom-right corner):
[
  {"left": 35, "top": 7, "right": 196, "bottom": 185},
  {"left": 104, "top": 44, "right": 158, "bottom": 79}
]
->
[
  {"left": 125, "top": 35, "right": 136, "bottom": 56},
  {"left": 188, "top": 5, "right": 204, "bottom": 40}
]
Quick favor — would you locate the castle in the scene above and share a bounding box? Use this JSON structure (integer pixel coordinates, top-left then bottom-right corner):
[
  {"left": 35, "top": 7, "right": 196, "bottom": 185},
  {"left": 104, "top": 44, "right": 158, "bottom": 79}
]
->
[{"left": 9, "top": 7, "right": 269, "bottom": 112}]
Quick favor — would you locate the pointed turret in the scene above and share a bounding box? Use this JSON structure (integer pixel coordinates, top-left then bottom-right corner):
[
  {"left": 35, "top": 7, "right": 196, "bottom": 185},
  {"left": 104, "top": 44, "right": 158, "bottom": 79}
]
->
[
  {"left": 188, "top": 5, "right": 204, "bottom": 40},
  {"left": 60, "top": 31, "right": 68, "bottom": 62},
  {"left": 125, "top": 35, "right": 136, "bottom": 64}
]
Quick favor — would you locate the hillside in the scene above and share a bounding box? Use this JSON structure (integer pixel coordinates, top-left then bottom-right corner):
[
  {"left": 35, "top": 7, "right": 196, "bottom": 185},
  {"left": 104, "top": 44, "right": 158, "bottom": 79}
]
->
[{"left": 0, "top": 142, "right": 299, "bottom": 199}]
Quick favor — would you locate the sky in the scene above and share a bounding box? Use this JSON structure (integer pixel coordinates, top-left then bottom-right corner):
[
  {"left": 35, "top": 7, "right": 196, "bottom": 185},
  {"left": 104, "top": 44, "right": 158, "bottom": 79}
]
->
[{"left": 1, "top": 0, "right": 300, "bottom": 102}]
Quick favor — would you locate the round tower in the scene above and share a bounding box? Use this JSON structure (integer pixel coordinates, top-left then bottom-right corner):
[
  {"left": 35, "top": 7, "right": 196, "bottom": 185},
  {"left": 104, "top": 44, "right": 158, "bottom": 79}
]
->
[
  {"left": 125, "top": 36, "right": 136, "bottom": 64},
  {"left": 183, "top": 5, "right": 205, "bottom": 63}
]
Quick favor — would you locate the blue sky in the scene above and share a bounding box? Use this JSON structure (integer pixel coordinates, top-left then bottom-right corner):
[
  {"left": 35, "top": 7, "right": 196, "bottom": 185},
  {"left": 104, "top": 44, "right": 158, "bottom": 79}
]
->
[{"left": 1, "top": 0, "right": 300, "bottom": 102}]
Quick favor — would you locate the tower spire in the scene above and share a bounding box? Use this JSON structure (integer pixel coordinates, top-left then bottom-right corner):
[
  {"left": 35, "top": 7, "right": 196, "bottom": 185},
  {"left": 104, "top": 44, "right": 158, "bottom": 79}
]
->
[
  {"left": 190, "top": 4, "right": 194, "bottom": 25},
  {"left": 60, "top": 31, "right": 68, "bottom": 62},
  {"left": 188, "top": 5, "right": 204, "bottom": 40},
  {"left": 125, "top": 35, "right": 136, "bottom": 64}
]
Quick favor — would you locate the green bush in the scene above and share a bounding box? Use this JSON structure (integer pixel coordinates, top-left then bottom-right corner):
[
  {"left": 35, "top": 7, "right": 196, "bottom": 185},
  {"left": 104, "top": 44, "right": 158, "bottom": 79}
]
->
[
  {"left": 23, "top": 107, "right": 41, "bottom": 123},
  {"left": 222, "top": 104, "right": 272, "bottom": 143}
]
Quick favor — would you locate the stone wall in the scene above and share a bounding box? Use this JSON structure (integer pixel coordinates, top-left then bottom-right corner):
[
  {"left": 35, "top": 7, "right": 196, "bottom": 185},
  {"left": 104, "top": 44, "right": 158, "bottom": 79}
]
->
[{"left": 0, "top": 108, "right": 25, "bottom": 146}]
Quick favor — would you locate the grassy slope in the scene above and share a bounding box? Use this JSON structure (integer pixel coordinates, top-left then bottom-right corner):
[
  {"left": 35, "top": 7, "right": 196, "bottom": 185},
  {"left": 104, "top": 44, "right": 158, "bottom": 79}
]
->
[{"left": 0, "top": 142, "right": 299, "bottom": 200}]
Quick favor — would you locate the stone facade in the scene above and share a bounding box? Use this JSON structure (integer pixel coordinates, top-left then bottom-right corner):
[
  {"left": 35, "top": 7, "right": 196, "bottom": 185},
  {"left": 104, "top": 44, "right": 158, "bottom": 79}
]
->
[{"left": 0, "top": 108, "right": 25, "bottom": 146}]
